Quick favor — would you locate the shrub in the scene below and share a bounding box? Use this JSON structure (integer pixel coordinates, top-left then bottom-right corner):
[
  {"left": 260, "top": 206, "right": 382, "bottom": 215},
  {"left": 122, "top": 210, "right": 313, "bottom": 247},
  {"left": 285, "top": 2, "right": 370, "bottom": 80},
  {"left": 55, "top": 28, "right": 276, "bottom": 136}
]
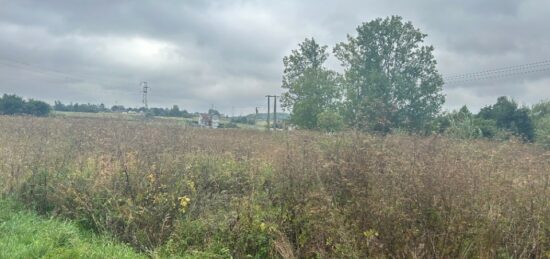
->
[
  {"left": 534, "top": 116, "right": 550, "bottom": 149},
  {"left": 317, "top": 110, "right": 344, "bottom": 132},
  {"left": 24, "top": 99, "right": 51, "bottom": 117}
]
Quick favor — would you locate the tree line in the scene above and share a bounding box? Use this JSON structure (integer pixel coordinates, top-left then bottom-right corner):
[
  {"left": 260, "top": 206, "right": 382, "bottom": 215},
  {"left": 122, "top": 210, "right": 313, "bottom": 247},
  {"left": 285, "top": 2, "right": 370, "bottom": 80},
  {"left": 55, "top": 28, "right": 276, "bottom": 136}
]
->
[
  {"left": 281, "top": 16, "right": 549, "bottom": 146},
  {"left": 0, "top": 94, "right": 51, "bottom": 117},
  {"left": 0, "top": 95, "right": 197, "bottom": 118},
  {"left": 53, "top": 101, "right": 193, "bottom": 118},
  {"left": 436, "top": 97, "right": 535, "bottom": 142}
]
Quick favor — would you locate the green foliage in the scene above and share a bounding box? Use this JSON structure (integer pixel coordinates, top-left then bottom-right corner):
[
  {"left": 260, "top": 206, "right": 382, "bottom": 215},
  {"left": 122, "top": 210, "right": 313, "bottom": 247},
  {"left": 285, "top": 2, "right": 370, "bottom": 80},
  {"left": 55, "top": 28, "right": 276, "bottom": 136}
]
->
[
  {"left": 478, "top": 96, "right": 534, "bottom": 141},
  {"left": 169, "top": 105, "right": 183, "bottom": 117},
  {"left": 437, "top": 104, "right": 514, "bottom": 140},
  {"left": 0, "top": 94, "right": 25, "bottom": 115},
  {"left": 25, "top": 99, "right": 52, "bottom": 117},
  {"left": 534, "top": 116, "right": 550, "bottom": 149},
  {"left": 317, "top": 110, "right": 344, "bottom": 132},
  {"left": 444, "top": 115, "right": 483, "bottom": 139},
  {"left": 0, "top": 199, "right": 144, "bottom": 259},
  {"left": 438, "top": 98, "right": 538, "bottom": 143},
  {"left": 54, "top": 100, "right": 193, "bottom": 118},
  {"left": 110, "top": 105, "right": 127, "bottom": 112},
  {"left": 531, "top": 99, "right": 550, "bottom": 119},
  {"left": 472, "top": 117, "right": 509, "bottom": 139},
  {"left": 282, "top": 38, "right": 341, "bottom": 129},
  {"left": 531, "top": 100, "right": 550, "bottom": 149},
  {"left": 208, "top": 109, "right": 220, "bottom": 116},
  {"left": 230, "top": 115, "right": 256, "bottom": 125},
  {"left": 53, "top": 101, "right": 110, "bottom": 113},
  {"left": 334, "top": 16, "right": 444, "bottom": 133},
  {"left": 0, "top": 94, "right": 52, "bottom": 117}
]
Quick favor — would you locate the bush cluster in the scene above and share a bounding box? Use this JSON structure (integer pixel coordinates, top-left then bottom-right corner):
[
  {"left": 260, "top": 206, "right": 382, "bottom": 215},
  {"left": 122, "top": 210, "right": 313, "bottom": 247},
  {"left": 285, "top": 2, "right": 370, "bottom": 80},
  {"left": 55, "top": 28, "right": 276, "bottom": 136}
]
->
[{"left": 435, "top": 97, "right": 547, "bottom": 146}]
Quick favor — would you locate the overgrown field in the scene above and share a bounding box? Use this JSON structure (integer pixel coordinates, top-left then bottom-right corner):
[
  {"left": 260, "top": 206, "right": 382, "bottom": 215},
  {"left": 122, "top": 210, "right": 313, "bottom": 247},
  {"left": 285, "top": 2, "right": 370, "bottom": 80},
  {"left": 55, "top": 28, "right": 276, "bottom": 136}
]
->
[{"left": 1, "top": 116, "right": 550, "bottom": 258}]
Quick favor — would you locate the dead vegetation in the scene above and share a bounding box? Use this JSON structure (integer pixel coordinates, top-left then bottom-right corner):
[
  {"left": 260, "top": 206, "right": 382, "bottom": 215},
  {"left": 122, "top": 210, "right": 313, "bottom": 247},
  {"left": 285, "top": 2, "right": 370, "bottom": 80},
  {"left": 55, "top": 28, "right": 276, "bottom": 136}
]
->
[{"left": 1, "top": 115, "right": 549, "bottom": 258}]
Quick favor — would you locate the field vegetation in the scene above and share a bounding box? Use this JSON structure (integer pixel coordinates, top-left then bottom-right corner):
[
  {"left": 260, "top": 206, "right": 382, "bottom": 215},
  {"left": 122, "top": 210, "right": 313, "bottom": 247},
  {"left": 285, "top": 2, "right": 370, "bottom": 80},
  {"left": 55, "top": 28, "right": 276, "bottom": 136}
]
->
[
  {"left": 0, "top": 199, "right": 144, "bottom": 258},
  {"left": 1, "top": 115, "right": 550, "bottom": 258}
]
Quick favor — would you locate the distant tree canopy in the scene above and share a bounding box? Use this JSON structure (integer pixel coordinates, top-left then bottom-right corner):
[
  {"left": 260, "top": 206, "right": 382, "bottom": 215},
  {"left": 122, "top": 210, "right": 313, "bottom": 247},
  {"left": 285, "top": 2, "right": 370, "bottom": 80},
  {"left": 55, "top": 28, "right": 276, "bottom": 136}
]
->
[
  {"left": 0, "top": 94, "right": 51, "bottom": 117},
  {"left": 230, "top": 115, "right": 256, "bottom": 125},
  {"left": 53, "top": 101, "right": 192, "bottom": 118},
  {"left": 478, "top": 97, "right": 534, "bottom": 141},
  {"left": 208, "top": 109, "right": 220, "bottom": 116},
  {"left": 281, "top": 16, "right": 444, "bottom": 133},
  {"left": 148, "top": 105, "right": 191, "bottom": 118},
  {"left": 54, "top": 101, "right": 109, "bottom": 113},
  {"left": 437, "top": 97, "right": 536, "bottom": 143}
]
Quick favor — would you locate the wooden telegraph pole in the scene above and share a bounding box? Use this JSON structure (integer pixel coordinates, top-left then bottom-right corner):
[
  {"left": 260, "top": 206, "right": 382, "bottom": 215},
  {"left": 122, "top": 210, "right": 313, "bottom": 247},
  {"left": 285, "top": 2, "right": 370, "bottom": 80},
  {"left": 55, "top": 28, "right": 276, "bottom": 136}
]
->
[
  {"left": 265, "top": 95, "right": 279, "bottom": 130},
  {"left": 273, "top": 96, "right": 277, "bottom": 130},
  {"left": 265, "top": 95, "right": 272, "bottom": 129}
]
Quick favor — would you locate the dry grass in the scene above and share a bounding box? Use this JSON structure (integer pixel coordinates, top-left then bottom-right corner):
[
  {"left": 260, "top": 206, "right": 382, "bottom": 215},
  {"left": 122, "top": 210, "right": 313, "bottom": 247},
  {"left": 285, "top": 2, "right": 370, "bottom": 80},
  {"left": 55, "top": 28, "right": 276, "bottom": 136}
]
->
[{"left": 1, "top": 115, "right": 549, "bottom": 258}]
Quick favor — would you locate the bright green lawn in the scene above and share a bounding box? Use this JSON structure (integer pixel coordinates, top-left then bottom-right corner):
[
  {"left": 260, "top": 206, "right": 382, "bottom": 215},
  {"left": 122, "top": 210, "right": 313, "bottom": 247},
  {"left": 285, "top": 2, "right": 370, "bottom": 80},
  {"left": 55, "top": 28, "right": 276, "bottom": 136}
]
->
[{"left": 0, "top": 199, "right": 146, "bottom": 259}]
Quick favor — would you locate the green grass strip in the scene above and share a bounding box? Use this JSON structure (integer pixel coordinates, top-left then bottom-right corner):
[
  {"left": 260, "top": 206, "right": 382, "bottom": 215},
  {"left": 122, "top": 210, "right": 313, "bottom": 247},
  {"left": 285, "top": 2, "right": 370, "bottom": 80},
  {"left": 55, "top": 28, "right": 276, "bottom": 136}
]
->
[{"left": 0, "top": 199, "right": 146, "bottom": 259}]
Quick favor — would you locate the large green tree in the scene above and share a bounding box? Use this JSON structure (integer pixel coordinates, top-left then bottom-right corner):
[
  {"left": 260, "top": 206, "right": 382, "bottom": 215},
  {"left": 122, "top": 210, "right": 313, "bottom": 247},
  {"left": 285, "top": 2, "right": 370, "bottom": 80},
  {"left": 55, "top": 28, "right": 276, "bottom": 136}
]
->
[
  {"left": 334, "top": 16, "right": 444, "bottom": 133},
  {"left": 281, "top": 38, "right": 340, "bottom": 129}
]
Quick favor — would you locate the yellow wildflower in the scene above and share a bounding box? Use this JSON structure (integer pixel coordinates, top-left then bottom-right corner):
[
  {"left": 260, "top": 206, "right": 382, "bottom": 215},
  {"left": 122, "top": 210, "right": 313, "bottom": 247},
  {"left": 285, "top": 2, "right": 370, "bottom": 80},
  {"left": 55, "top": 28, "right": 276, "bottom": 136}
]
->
[
  {"left": 259, "top": 222, "right": 267, "bottom": 232},
  {"left": 178, "top": 196, "right": 191, "bottom": 213}
]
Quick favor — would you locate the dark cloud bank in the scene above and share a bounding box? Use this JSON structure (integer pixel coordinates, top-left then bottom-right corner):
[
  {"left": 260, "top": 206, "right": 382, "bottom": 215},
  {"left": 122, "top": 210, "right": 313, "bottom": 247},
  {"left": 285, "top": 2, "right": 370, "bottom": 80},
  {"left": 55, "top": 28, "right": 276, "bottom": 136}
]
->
[{"left": 1, "top": 0, "right": 549, "bottom": 114}]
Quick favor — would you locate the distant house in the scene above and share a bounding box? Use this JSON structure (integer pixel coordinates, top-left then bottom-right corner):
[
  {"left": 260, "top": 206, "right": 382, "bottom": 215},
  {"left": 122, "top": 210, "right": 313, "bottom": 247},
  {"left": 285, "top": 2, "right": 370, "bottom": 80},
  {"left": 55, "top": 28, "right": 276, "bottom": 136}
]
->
[{"left": 198, "top": 114, "right": 219, "bottom": 128}]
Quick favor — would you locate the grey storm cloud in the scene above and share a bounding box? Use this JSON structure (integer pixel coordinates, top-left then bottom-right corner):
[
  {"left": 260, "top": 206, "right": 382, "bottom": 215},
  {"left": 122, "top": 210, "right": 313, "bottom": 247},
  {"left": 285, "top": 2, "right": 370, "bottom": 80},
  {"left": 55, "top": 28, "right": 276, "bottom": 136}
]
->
[{"left": 1, "top": 0, "right": 549, "bottom": 114}]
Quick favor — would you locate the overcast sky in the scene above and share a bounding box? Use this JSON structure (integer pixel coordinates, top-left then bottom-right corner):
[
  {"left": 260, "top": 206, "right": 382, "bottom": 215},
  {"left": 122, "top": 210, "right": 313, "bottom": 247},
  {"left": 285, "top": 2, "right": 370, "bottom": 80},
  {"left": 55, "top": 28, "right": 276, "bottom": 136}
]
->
[{"left": 1, "top": 0, "right": 549, "bottom": 114}]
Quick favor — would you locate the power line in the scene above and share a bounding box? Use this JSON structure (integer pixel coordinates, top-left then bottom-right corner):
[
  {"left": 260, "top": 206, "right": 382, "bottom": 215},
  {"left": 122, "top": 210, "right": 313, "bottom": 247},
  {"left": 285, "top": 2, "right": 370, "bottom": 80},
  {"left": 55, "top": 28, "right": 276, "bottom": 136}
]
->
[
  {"left": 0, "top": 56, "right": 147, "bottom": 106},
  {"left": 445, "top": 67, "right": 550, "bottom": 86},
  {"left": 443, "top": 59, "right": 550, "bottom": 80},
  {"left": 443, "top": 59, "right": 550, "bottom": 85},
  {"left": 0, "top": 57, "right": 126, "bottom": 87},
  {"left": 0, "top": 59, "right": 83, "bottom": 82}
]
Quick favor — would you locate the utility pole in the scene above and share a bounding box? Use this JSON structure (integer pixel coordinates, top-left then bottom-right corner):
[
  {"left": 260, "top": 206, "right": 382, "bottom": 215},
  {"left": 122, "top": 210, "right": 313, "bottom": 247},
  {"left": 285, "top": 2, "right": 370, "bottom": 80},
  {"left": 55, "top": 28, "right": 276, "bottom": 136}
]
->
[
  {"left": 266, "top": 95, "right": 271, "bottom": 129},
  {"left": 265, "top": 95, "right": 279, "bottom": 130},
  {"left": 141, "top": 81, "right": 149, "bottom": 110},
  {"left": 273, "top": 96, "right": 277, "bottom": 130},
  {"left": 255, "top": 107, "right": 259, "bottom": 124}
]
